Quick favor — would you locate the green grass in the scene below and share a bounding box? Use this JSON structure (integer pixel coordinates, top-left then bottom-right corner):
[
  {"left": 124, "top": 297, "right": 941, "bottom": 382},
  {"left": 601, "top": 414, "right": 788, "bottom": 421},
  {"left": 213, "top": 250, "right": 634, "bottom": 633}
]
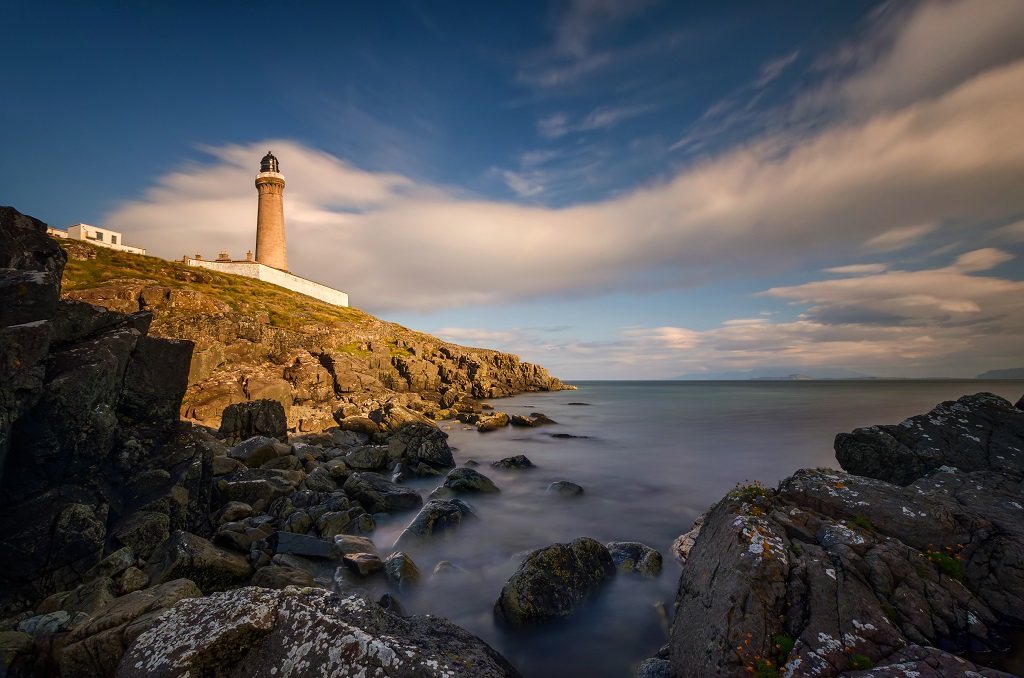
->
[
  {"left": 60, "top": 240, "right": 371, "bottom": 330},
  {"left": 729, "top": 479, "right": 771, "bottom": 501},
  {"left": 924, "top": 549, "right": 963, "bottom": 580},
  {"left": 772, "top": 634, "right": 795, "bottom": 665},
  {"left": 851, "top": 515, "right": 874, "bottom": 532}
]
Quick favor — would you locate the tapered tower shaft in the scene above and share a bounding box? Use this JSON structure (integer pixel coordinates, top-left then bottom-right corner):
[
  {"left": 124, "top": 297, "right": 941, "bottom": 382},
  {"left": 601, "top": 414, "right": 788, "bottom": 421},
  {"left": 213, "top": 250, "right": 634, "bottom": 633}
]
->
[{"left": 255, "top": 151, "right": 287, "bottom": 270}]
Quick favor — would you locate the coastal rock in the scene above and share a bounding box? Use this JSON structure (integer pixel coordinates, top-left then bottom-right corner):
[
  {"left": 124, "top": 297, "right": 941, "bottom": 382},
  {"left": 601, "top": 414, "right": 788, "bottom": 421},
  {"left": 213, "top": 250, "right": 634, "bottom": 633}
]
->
[
  {"left": 668, "top": 392, "right": 1024, "bottom": 677},
  {"left": 491, "top": 455, "right": 536, "bottom": 469},
  {"left": 116, "top": 586, "right": 522, "bottom": 677},
  {"left": 227, "top": 436, "right": 282, "bottom": 468},
  {"left": 384, "top": 552, "right": 423, "bottom": 591},
  {"left": 606, "top": 541, "right": 662, "bottom": 578},
  {"left": 251, "top": 566, "right": 317, "bottom": 590},
  {"left": 145, "top": 531, "right": 253, "bottom": 594},
  {"left": 342, "top": 552, "right": 385, "bottom": 576},
  {"left": 333, "top": 534, "right": 380, "bottom": 557},
  {"left": 216, "top": 469, "right": 296, "bottom": 514},
  {"left": 343, "top": 472, "right": 424, "bottom": 515},
  {"left": 547, "top": 480, "right": 584, "bottom": 496},
  {"left": 494, "top": 537, "right": 615, "bottom": 627},
  {"left": 440, "top": 467, "right": 500, "bottom": 494},
  {"left": 835, "top": 392, "right": 1024, "bottom": 485},
  {"left": 393, "top": 500, "right": 465, "bottom": 549},
  {"left": 476, "top": 412, "right": 510, "bottom": 432},
  {"left": 58, "top": 578, "right": 202, "bottom": 678},
  {"left": 386, "top": 424, "right": 455, "bottom": 471},
  {"left": 219, "top": 399, "right": 287, "bottom": 442}
]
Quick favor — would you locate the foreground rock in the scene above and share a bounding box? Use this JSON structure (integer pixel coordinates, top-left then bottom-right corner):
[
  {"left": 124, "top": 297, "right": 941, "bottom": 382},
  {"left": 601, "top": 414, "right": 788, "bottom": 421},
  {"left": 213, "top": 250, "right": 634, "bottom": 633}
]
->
[
  {"left": 606, "top": 541, "right": 662, "bottom": 578},
  {"left": 494, "top": 537, "right": 615, "bottom": 627},
  {"left": 117, "top": 586, "right": 521, "bottom": 677},
  {"left": 668, "top": 392, "right": 1024, "bottom": 677}
]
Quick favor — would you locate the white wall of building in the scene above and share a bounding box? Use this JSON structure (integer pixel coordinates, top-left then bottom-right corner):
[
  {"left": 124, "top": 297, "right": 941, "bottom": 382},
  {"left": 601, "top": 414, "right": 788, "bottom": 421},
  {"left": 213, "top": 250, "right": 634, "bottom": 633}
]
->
[
  {"left": 66, "top": 224, "right": 146, "bottom": 255},
  {"left": 186, "top": 259, "right": 349, "bottom": 307}
]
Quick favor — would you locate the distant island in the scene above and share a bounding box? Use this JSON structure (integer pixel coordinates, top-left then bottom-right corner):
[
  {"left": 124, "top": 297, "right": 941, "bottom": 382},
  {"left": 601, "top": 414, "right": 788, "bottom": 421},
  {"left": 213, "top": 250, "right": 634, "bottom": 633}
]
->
[
  {"left": 674, "top": 367, "right": 873, "bottom": 380},
  {"left": 977, "top": 367, "right": 1024, "bottom": 379}
]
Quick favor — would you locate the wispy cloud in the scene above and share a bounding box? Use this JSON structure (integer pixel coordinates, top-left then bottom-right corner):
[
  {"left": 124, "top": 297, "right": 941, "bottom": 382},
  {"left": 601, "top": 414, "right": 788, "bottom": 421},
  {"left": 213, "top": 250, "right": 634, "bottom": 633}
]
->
[
  {"left": 860, "top": 224, "right": 937, "bottom": 253},
  {"left": 823, "top": 264, "right": 890, "bottom": 275},
  {"left": 754, "top": 50, "right": 800, "bottom": 87},
  {"left": 537, "top": 104, "right": 652, "bottom": 139},
  {"left": 109, "top": 56, "right": 1024, "bottom": 315}
]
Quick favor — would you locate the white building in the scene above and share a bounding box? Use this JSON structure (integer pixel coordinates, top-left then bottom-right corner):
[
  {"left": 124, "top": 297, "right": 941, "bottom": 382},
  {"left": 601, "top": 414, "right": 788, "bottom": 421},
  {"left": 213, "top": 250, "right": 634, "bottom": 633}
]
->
[
  {"left": 50, "top": 223, "right": 147, "bottom": 255},
  {"left": 184, "top": 254, "right": 349, "bottom": 308}
]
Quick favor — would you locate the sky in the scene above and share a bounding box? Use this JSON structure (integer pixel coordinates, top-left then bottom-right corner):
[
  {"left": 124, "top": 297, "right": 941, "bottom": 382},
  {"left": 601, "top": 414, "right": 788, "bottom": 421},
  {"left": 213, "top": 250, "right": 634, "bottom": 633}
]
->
[{"left": 5, "top": 0, "right": 1024, "bottom": 380}]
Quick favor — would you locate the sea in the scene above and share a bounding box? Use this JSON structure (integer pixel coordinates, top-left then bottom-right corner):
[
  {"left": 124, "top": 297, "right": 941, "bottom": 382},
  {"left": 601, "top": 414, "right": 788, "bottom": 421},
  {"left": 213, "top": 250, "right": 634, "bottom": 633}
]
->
[{"left": 368, "top": 380, "right": 1024, "bottom": 677}]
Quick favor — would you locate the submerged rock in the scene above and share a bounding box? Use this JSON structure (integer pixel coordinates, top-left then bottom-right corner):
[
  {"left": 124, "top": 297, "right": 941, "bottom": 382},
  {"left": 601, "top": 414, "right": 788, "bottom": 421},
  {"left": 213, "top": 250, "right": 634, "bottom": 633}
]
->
[
  {"left": 116, "top": 586, "right": 522, "bottom": 677},
  {"left": 393, "top": 499, "right": 466, "bottom": 549},
  {"left": 494, "top": 537, "right": 615, "bottom": 627},
  {"left": 605, "top": 541, "right": 662, "bottom": 578},
  {"left": 547, "top": 480, "right": 584, "bottom": 496},
  {"left": 440, "top": 467, "right": 501, "bottom": 494},
  {"left": 490, "top": 455, "right": 536, "bottom": 470}
]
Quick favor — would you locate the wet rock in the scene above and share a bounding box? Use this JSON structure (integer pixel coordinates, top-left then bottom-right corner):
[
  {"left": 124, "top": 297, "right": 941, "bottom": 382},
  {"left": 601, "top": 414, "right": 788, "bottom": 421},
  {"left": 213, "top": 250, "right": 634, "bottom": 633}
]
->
[
  {"left": 432, "top": 561, "right": 472, "bottom": 578},
  {"left": 491, "top": 455, "right": 536, "bottom": 469},
  {"left": 508, "top": 414, "right": 536, "bottom": 427},
  {"left": 333, "top": 534, "right": 380, "bottom": 557},
  {"left": 343, "top": 471, "right": 424, "bottom": 514},
  {"left": 384, "top": 552, "right": 422, "bottom": 591},
  {"left": 344, "top": 445, "right": 389, "bottom": 471},
  {"left": 530, "top": 412, "right": 557, "bottom": 425},
  {"left": 268, "top": 532, "right": 337, "bottom": 560},
  {"left": 343, "top": 552, "right": 385, "bottom": 576},
  {"left": 59, "top": 579, "right": 202, "bottom": 678},
  {"left": 634, "top": 658, "right": 672, "bottom": 678},
  {"left": 219, "top": 399, "right": 287, "bottom": 442},
  {"left": 393, "top": 500, "right": 466, "bottom": 549},
  {"left": 606, "top": 541, "right": 662, "bottom": 578},
  {"left": 145, "top": 531, "right": 253, "bottom": 594},
  {"left": 17, "top": 611, "right": 72, "bottom": 637},
  {"left": 440, "top": 466, "right": 500, "bottom": 494},
  {"left": 547, "top": 480, "right": 584, "bottom": 496},
  {"left": 476, "top": 412, "right": 510, "bottom": 432},
  {"left": 494, "top": 537, "right": 615, "bottom": 627},
  {"left": 299, "top": 465, "right": 337, "bottom": 493},
  {"left": 116, "top": 586, "right": 521, "bottom": 677},
  {"left": 377, "top": 592, "right": 406, "bottom": 617},
  {"left": 251, "top": 565, "right": 317, "bottom": 590}
]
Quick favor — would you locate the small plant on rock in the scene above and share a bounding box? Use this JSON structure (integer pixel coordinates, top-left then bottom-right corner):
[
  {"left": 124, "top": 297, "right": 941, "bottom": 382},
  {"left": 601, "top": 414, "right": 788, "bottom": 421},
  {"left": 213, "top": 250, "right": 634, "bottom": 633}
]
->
[
  {"left": 849, "top": 654, "right": 874, "bottom": 670},
  {"left": 729, "top": 479, "right": 771, "bottom": 501},
  {"left": 923, "top": 546, "right": 963, "bottom": 580},
  {"left": 851, "top": 515, "right": 874, "bottom": 531}
]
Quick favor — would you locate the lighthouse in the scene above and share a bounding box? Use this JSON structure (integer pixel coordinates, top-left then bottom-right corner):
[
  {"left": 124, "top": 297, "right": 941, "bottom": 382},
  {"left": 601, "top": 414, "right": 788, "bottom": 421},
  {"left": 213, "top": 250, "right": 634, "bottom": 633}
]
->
[{"left": 254, "top": 150, "right": 287, "bottom": 270}]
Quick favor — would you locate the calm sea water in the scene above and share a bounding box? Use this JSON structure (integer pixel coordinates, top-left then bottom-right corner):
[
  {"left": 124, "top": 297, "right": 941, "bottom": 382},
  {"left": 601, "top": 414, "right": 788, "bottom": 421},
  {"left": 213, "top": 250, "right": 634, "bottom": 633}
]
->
[{"left": 369, "top": 380, "right": 1024, "bottom": 677}]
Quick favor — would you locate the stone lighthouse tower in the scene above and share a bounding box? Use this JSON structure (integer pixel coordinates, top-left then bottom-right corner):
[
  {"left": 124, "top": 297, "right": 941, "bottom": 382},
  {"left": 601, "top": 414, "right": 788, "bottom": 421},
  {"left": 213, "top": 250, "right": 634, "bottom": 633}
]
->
[{"left": 254, "top": 151, "right": 287, "bottom": 270}]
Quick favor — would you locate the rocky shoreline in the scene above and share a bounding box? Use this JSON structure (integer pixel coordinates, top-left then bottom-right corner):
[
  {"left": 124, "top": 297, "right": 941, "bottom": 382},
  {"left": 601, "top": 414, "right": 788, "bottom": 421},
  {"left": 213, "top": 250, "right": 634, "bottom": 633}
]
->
[{"left": 2, "top": 205, "right": 1022, "bottom": 677}]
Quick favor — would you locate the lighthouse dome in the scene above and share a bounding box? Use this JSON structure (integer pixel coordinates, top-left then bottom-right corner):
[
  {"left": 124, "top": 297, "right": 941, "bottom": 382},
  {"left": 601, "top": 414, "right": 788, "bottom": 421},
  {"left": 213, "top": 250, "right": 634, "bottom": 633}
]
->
[{"left": 260, "top": 151, "right": 280, "bottom": 173}]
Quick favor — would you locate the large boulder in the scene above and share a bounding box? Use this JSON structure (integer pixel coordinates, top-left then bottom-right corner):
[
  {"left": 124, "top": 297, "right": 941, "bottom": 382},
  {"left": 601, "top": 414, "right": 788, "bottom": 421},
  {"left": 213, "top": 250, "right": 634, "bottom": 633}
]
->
[
  {"left": 393, "top": 499, "right": 466, "bottom": 549},
  {"left": 605, "top": 541, "right": 662, "bottom": 578},
  {"left": 219, "top": 399, "right": 288, "bottom": 442},
  {"left": 439, "top": 467, "right": 500, "bottom": 494},
  {"left": 116, "top": 586, "right": 521, "bottom": 677},
  {"left": 668, "top": 393, "right": 1024, "bottom": 677},
  {"left": 494, "top": 537, "right": 615, "bottom": 627},
  {"left": 145, "top": 531, "right": 253, "bottom": 594},
  {"left": 386, "top": 424, "right": 455, "bottom": 470},
  {"left": 343, "top": 472, "right": 423, "bottom": 515},
  {"left": 835, "top": 392, "right": 1024, "bottom": 485}
]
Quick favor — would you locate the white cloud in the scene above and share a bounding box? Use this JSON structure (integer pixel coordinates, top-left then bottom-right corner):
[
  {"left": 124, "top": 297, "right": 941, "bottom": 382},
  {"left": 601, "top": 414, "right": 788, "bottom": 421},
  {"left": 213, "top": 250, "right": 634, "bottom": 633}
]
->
[
  {"left": 107, "top": 58, "right": 1024, "bottom": 315},
  {"left": 991, "top": 219, "right": 1024, "bottom": 243},
  {"left": 755, "top": 50, "right": 800, "bottom": 87},
  {"left": 553, "top": 0, "right": 661, "bottom": 58},
  {"left": 537, "top": 105, "right": 650, "bottom": 139},
  {"left": 860, "top": 224, "right": 937, "bottom": 253},
  {"left": 823, "top": 264, "right": 890, "bottom": 275}
]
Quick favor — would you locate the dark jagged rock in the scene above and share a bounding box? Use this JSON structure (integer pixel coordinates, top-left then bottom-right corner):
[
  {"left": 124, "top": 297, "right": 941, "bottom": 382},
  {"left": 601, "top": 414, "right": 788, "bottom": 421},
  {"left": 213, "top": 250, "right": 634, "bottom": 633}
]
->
[
  {"left": 494, "top": 537, "right": 615, "bottom": 627},
  {"left": 667, "top": 392, "right": 1024, "bottom": 677},
  {"left": 393, "top": 499, "right": 465, "bottom": 548},
  {"left": 384, "top": 551, "right": 423, "bottom": 591},
  {"left": 219, "top": 399, "right": 287, "bottom": 442},
  {"left": 606, "top": 541, "right": 662, "bottom": 578},
  {"left": 491, "top": 455, "right": 536, "bottom": 469},
  {"left": 343, "top": 471, "right": 424, "bottom": 515},
  {"left": 117, "top": 586, "right": 522, "bottom": 677},
  {"left": 835, "top": 392, "right": 1024, "bottom": 485},
  {"left": 386, "top": 424, "right": 455, "bottom": 471},
  {"left": 145, "top": 531, "right": 252, "bottom": 594},
  {"left": 547, "top": 480, "right": 584, "bottom": 496},
  {"left": 251, "top": 565, "right": 316, "bottom": 590},
  {"left": 440, "top": 466, "right": 500, "bottom": 494}
]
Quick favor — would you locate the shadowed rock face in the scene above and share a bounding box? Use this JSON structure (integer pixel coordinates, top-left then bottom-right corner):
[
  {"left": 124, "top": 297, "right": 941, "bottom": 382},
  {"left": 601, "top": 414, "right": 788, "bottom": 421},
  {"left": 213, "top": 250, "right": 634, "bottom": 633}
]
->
[
  {"left": 0, "top": 206, "right": 203, "bottom": 611},
  {"left": 117, "top": 586, "right": 522, "bottom": 678},
  {"left": 668, "top": 392, "right": 1024, "bottom": 678}
]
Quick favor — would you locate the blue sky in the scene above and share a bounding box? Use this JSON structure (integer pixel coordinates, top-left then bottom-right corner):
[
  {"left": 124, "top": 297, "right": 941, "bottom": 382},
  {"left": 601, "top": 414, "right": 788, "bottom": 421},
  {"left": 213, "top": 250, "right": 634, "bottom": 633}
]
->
[{"left": 5, "top": 0, "right": 1024, "bottom": 379}]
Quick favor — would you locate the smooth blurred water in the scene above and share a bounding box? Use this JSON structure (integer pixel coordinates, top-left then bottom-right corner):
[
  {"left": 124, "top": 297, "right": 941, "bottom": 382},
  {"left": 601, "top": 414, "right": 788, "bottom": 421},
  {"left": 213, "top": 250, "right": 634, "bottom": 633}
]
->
[{"left": 370, "top": 380, "right": 1024, "bottom": 677}]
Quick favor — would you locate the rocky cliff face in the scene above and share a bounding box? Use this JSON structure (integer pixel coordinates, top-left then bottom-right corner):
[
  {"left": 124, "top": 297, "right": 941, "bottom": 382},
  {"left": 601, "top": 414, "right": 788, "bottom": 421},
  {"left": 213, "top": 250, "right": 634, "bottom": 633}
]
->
[
  {"left": 0, "top": 206, "right": 208, "bottom": 611},
  {"left": 59, "top": 245, "right": 570, "bottom": 434},
  {"left": 666, "top": 392, "right": 1024, "bottom": 677}
]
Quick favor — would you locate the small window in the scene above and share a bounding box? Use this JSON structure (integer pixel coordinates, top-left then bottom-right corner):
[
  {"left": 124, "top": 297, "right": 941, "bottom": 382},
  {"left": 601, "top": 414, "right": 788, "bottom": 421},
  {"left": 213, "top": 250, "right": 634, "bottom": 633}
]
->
[
  {"left": 95, "top": 232, "right": 103, "bottom": 242},
  {"left": 111, "top": 235, "right": 117, "bottom": 244}
]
